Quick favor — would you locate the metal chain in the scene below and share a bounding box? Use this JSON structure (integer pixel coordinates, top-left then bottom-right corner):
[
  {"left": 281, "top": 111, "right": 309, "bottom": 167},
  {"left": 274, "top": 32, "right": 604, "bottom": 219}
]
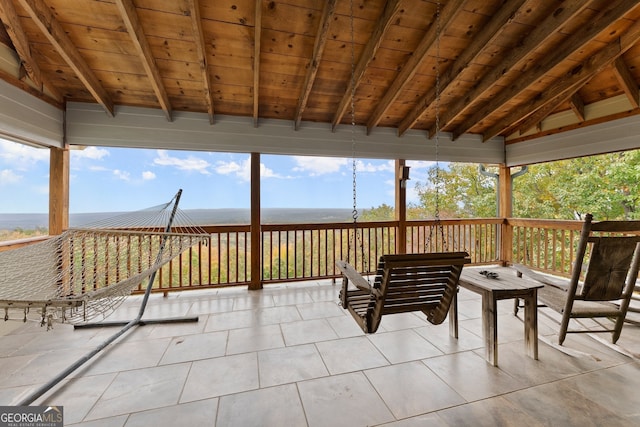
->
[{"left": 428, "top": 0, "right": 447, "bottom": 252}]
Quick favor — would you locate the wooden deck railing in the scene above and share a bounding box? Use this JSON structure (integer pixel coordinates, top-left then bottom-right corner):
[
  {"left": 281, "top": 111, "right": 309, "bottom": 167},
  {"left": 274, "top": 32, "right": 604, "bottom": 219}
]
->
[
  {"left": 5, "top": 217, "right": 634, "bottom": 294},
  {"left": 149, "top": 218, "right": 502, "bottom": 292}
]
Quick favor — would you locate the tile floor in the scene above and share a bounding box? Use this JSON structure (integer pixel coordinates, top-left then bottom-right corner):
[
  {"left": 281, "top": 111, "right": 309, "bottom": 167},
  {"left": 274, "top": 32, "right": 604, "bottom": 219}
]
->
[{"left": 1, "top": 279, "right": 639, "bottom": 426}]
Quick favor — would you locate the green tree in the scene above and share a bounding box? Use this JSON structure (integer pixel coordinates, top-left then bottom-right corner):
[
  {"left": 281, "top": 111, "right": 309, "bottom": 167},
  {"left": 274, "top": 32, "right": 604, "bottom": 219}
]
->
[
  {"left": 360, "top": 204, "right": 394, "bottom": 221},
  {"left": 513, "top": 150, "right": 640, "bottom": 220},
  {"left": 413, "top": 163, "right": 496, "bottom": 218}
]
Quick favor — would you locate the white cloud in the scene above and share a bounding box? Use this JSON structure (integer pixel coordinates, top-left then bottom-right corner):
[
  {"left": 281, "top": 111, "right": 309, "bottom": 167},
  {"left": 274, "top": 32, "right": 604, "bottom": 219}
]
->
[
  {"left": 292, "top": 156, "right": 348, "bottom": 175},
  {"left": 356, "top": 159, "right": 394, "bottom": 173},
  {"left": 0, "top": 139, "right": 48, "bottom": 169},
  {"left": 0, "top": 169, "right": 22, "bottom": 184},
  {"left": 406, "top": 160, "right": 436, "bottom": 170},
  {"left": 142, "top": 171, "right": 156, "bottom": 180},
  {"left": 113, "top": 169, "right": 130, "bottom": 180},
  {"left": 153, "top": 150, "right": 211, "bottom": 175},
  {"left": 214, "top": 156, "right": 279, "bottom": 182},
  {"left": 72, "top": 146, "right": 109, "bottom": 160}
]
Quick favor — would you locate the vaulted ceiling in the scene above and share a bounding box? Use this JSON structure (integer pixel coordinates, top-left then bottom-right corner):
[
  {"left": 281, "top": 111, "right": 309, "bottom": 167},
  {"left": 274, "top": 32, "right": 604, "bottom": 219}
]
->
[{"left": 1, "top": 0, "right": 640, "bottom": 146}]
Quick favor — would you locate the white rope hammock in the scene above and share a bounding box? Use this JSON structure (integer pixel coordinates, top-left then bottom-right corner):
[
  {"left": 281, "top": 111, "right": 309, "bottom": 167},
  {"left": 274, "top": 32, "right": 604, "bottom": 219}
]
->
[{"left": 0, "top": 189, "right": 209, "bottom": 328}]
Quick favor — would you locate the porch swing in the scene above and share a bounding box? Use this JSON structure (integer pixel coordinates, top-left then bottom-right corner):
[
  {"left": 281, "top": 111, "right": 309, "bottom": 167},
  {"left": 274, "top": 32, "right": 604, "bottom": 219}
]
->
[{"left": 336, "top": 1, "right": 470, "bottom": 334}]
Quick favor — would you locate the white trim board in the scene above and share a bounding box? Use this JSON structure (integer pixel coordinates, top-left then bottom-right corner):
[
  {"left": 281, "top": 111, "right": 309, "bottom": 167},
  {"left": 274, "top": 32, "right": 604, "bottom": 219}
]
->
[{"left": 65, "top": 102, "right": 506, "bottom": 164}]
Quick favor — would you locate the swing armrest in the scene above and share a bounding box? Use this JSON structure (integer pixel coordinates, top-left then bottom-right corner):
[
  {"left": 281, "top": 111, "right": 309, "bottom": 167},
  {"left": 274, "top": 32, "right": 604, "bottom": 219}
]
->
[{"left": 336, "top": 260, "right": 379, "bottom": 296}]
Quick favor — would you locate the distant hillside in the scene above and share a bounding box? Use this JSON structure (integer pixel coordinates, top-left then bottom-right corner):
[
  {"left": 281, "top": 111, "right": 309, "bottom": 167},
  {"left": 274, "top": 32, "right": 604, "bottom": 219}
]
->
[{"left": 0, "top": 208, "right": 356, "bottom": 230}]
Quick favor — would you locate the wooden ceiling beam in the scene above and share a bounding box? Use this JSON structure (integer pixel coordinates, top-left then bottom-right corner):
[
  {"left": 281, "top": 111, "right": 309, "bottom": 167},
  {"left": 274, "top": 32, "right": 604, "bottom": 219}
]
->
[
  {"left": 0, "top": 2, "right": 40, "bottom": 90},
  {"left": 429, "top": 1, "right": 589, "bottom": 139},
  {"left": 331, "top": 0, "right": 403, "bottom": 131},
  {"left": 569, "top": 92, "right": 586, "bottom": 122},
  {"left": 253, "top": 0, "right": 262, "bottom": 127},
  {"left": 453, "top": 0, "right": 640, "bottom": 140},
  {"left": 115, "top": 0, "right": 172, "bottom": 122},
  {"left": 187, "top": 0, "right": 214, "bottom": 125},
  {"left": 612, "top": 57, "right": 639, "bottom": 108},
  {"left": 16, "top": 0, "right": 114, "bottom": 116},
  {"left": 488, "top": 19, "right": 640, "bottom": 140},
  {"left": 398, "top": 0, "right": 527, "bottom": 137},
  {"left": 294, "top": 0, "right": 337, "bottom": 131},
  {"left": 0, "top": 0, "right": 61, "bottom": 101},
  {"left": 366, "top": 0, "right": 465, "bottom": 134}
]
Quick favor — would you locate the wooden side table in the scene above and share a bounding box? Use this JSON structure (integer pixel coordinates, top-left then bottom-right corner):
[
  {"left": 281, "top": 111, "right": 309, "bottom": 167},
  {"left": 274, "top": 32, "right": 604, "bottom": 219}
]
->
[{"left": 455, "top": 266, "right": 543, "bottom": 366}]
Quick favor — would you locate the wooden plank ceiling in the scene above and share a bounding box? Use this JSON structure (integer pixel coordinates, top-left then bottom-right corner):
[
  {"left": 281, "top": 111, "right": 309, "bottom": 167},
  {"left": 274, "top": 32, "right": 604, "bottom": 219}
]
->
[{"left": 1, "top": 0, "right": 640, "bottom": 144}]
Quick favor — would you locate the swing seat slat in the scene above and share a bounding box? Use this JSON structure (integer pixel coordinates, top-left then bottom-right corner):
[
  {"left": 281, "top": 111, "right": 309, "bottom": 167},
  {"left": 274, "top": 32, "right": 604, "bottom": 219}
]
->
[{"left": 337, "top": 252, "right": 470, "bottom": 333}]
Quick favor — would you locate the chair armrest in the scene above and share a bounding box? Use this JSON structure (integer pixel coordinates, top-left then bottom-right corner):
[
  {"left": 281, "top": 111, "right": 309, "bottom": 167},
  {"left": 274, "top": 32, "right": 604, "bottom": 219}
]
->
[{"left": 512, "top": 263, "right": 570, "bottom": 291}]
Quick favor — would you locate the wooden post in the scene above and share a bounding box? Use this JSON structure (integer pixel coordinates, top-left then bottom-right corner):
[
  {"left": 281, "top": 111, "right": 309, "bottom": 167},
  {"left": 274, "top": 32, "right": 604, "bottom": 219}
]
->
[
  {"left": 249, "top": 152, "right": 262, "bottom": 290},
  {"left": 49, "top": 146, "right": 69, "bottom": 235},
  {"left": 498, "top": 164, "right": 512, "bottom": 266},
  {"left": 395, "top": 159, "right": 407, "bottom": 254}
]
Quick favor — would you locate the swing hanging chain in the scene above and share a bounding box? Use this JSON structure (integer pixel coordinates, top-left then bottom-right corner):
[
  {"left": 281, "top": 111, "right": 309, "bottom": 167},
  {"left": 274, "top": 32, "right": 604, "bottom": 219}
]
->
[
  {"left": 347, "top": 0, "right": 369, "bottom": 279},
  {"left": 428, "top": 0, "right": 448, "bottom": 252}
]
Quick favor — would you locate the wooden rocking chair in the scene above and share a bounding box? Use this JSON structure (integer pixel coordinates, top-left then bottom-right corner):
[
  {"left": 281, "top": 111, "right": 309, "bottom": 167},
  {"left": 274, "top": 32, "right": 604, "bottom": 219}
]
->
[
  {"left": 514, "top": 214, "right": 640, "bottom": 345},
  {"left": 336, "top": 252, "right": 470, "bottom": 334}
]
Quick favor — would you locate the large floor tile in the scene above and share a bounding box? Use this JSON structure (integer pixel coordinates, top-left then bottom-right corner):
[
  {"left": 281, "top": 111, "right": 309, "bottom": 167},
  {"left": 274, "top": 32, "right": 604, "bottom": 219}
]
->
[
  {"left": 180, "top": 353, "right": 259, "bottom": 403},
  {"left": 315, "top": 336, "right": 389, "bottom": 374},
  {"left": 326, "top": 315, "right": 367, "bottom": 338},
  {"left": 435, "top": 395, "right": 546, "bottom": 427},
  {"left": 297, "top": 372, "right": 395, "bottom": 427},
  {"left": 79, "top": 337, "right": 172, "bottom": 376},
  {"left": 39, "top": 373, "right": 117, "bottom": 424},
  {"left": 560, "top": 363, "right": 640, "bottom": 419},
  {"left": 217, "top": 384, "right": 307, "bottom": 426},
  {"left": 503, "top": 380, "right": 635, "bottom": 426},
  {"left": 159, "top": 330, "right": 228, "bottom": 364},
  {"left": 280, "top": 318, "right": 338, "bottom": 346},
  {"left": 258, "top": 344, "right": 329, "bottom": 387},
  {"left": 84, "top": 363, "right": 190, "bottom": 421},
  {"left": 368, "top": 329, "right": 443, "bottom": 363},
  {"left": 124, "top": 398, "right": 218, "bottom": 427},
  {"left": 374, "top": 312, "right": 429, "bottom": 331},
  {"left": 296, "top": 301, "right": 344, "bottom": 320},
  {"left": 422, "top": 351, "right": 526, "bottom": 402},
  {"left": 365, "top": 361, "right": 466, "bottom": 419},
  {"left": 226, "top": 324, "right": 284, "bottom": 354},
  {"left": 414, "top": 322, "right": 485, "bottom": 354}
]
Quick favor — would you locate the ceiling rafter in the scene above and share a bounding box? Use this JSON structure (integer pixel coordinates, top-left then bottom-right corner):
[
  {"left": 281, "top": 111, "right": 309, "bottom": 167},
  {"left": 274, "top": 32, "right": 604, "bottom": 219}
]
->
[
  {"left": 331, "top": 0, "right": 403, "bottom": 131},
  {"left": 115, "top": 0, "right": 172, "bottom": 122},
  {"left": 612, "top": 57, "right": 639, "bottom": 108},
  {"left": 569, "top": 93, "right": 585, "bottom": 122},
  {"left": 0, "top": 0, "right": 61, "bottom": 101},
  {"left": 398, "top": 0, "right": 526, "bottom": 137},
  {"left": 496, "top": 20, "right": 640, "bottom": 139},
  {"left": 452, "top": 0, "right": 640, "bottom": 140},
  {"left": 366, "top": 0, "right": 465, "bottom": 134},
  {"left": 16, "top": 0, "right": 114, "bottom": 116},
  {"left": 429, "top": 0, "right": 590, "bottom": 139},
  {"left": 187, "top": 0, "right": 214, "bottom": 125},
  {"left": 293, "top": 0, "right": 337, "bottom": 131},
  {"left": 253, "top": 0, "right": 262, "bottom": 127}
]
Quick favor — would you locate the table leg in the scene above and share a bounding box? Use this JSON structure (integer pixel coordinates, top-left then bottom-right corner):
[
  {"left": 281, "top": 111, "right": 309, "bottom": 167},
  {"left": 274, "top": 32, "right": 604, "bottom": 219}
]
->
[
  {"left": 482, "top": 293, "right": 498, "bottom": 366},
  {"left": 523, "top": 289, "right": 539, "bottom": 360}
]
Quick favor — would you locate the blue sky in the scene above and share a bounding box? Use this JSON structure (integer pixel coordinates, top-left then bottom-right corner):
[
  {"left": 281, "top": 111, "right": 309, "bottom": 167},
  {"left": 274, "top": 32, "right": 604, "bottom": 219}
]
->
[{"left": 0, "top": 138, "right": 434, "bottom": 213}]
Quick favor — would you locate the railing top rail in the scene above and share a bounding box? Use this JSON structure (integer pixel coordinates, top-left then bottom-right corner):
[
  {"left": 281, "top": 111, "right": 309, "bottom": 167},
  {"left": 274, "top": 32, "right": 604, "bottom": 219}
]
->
[{"left": 507, "top": 218, "right": 585, "bottom": 230}]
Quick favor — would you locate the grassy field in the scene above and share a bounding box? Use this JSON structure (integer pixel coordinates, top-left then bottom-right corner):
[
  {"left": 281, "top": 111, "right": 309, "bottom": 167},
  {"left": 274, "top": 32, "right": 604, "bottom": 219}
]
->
[{"left": 0, "top": 228, "right": 48, "bottom": 242}]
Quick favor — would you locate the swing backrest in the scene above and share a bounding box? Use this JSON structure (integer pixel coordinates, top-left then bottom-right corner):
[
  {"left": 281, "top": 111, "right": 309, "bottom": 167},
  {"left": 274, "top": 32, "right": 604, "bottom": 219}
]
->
[{"left": 371, "top": 252, "right": 470, "bottom": 329}]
